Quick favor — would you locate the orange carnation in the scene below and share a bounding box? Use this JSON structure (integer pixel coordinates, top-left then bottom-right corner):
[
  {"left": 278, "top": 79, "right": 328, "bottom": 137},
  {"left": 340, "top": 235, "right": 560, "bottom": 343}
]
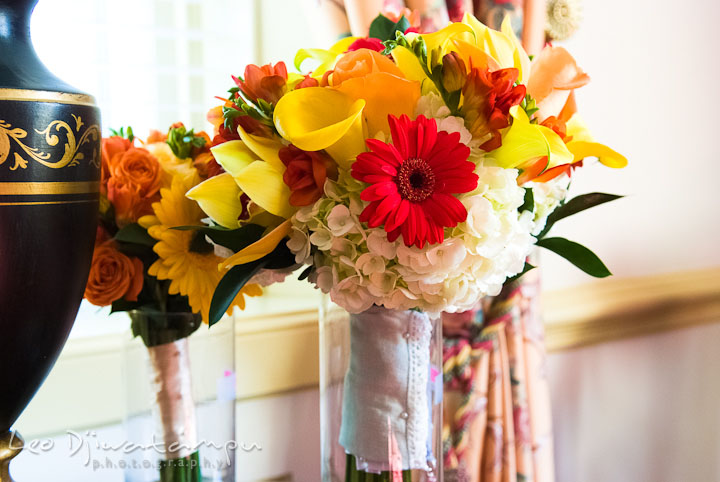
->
[{"left": 84, "top": 241, "right": 144, "bottom": 307}]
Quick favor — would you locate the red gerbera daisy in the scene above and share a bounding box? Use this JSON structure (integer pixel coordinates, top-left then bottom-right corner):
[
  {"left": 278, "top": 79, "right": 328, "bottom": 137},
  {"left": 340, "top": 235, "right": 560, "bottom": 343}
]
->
[{"left": 351, "top": 114, "right": 478, "bottom": 248}]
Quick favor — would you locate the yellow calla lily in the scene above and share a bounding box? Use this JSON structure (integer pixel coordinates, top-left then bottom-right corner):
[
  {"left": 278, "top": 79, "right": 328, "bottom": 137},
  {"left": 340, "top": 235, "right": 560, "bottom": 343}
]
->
[
  {"left": 274, "top": 87, "right": 366, "bottom": 168},
  {"left": 235, "top": 161, "right": 294, "bottom": 219},
  {"left": 186, "top": 173, "right": 244, "bottom": 229},
  {"left": 489, "top": 106, "right": 573, "bottom": 169},
  {"left": 565, "top": 115, "right": 628, "bottom": 168},
  {"left": 221, "top": 219, "right": 292, "bottom": 269},
  {"left": 461, "top": 13, "right": 528, "bottom": 80},
  {"left": 294, "top": 36, "right": 359, "bottom": 77}
]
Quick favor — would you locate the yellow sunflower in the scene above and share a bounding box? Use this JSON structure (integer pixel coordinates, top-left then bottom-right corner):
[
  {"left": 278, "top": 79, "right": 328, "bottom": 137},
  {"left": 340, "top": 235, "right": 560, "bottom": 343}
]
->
[{"left": 139, "top": 168, "right": 262, "bottom": 323}]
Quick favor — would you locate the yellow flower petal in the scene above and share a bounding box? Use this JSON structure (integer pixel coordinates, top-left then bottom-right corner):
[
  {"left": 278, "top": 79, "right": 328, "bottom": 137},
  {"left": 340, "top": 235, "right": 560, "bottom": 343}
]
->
[
  {"left": 235, "top": 161, "right": 294, "bottom": 219},
  {"left": 221, "top": 219, "right": 292, "bottom": 269},
  {"left": 294, "top": 37, "right": 358, "bottom": 76},
  {"left": 418, "top": 22, "right": 475, "bottom": 59},
  {"left": 391, "top": 45, "right": 439, "bottom": 94},
  {"left": 273, "top": 87, "right": 366, "bottom": 168},
  {"left": 489, "top": 106, "right": 549, "bottom": 169},
  {"left": 237, "top": 127, "right": 285, "bottom": 173},
  {"left": 210, "top": 140, "right": 255, "bottom": 177},
  {"left": 537, "top": 125, "right": 574, "bottom": 168},
  {"left": 186, "top": 173, "right": 243, "bottom": 229},
  {"left": 461, "top": 13, "right": 519, "bottom": 73},
  {"left": 567, "top": 141, "right": 628, "bottom": 168},
  {"left": 565, "top": 114, "right": 594, "bottom": 142},
  {"left": 500, "top": 15, "right": 530, "bottom": 83}
]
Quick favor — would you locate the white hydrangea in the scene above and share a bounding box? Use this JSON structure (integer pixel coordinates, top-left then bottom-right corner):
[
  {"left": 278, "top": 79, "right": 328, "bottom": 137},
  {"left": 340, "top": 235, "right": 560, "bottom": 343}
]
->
[{"left": 285, "top": 93, "right": 551, "bottom": 314}]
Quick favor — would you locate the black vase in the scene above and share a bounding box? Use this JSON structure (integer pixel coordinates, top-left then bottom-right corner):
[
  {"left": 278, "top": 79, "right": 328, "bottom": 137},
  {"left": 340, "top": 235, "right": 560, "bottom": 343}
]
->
[{"left": 0, "top": 0, "right": 101, "bottom": 462}]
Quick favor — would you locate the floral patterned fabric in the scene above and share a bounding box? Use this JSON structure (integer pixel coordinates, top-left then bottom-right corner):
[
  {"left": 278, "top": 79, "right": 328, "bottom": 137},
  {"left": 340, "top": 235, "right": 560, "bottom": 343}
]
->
[{"left": 443, "top": 267, "right": 554, "bottom": 482}]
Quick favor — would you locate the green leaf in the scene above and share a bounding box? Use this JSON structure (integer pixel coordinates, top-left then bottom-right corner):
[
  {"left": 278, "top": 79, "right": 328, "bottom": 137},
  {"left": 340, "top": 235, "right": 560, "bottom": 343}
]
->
[
  {"left": 536, "top": 237, "right": 612, "bottom": 278},
  {"left": 298, "top": 266, "right": 313, "bottom": 281},
  {"left": 110, "top": 299, "right": 140, "bottom": 314},
  {"left": 209, "top": 259, "right": 266, "bottom": 326},
  {"left": 173, "top": 224, "right": 265, "bottom": 252},
  {"left": 538, "top": 192, "right": 623, "bottom": 239},
  {"left": 114, "top": 223, "right": 155, "bottom": 247},
  {"left": 519, "top": 187, "right": 534, "bottom": 213},
  {"left": 369, "top": 14, "right": 396, "bottom": 41},
  {"left": 393, "top": 16, "right": 410, "bottom": 36}
]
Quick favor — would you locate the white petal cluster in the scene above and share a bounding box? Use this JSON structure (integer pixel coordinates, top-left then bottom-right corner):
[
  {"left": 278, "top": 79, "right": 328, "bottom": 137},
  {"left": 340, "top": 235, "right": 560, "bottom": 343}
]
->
[{"left": 528, "top": 174, "right": 570, "bottom": 235}]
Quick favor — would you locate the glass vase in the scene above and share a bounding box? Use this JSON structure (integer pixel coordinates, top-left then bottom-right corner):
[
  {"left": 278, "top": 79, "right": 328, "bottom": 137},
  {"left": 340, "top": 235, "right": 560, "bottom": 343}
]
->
[
  {"left": 320, "top": 298, "right": 444, "bottom": 482},
  {"left": 122, "top": 311, "right": 236, "bottom": 482}
]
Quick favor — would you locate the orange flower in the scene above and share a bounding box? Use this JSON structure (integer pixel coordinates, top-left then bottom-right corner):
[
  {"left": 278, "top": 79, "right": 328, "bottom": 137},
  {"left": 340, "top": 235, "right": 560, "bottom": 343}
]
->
[
  {"left": 462, "top": 67, "right": 526, "bottom": 151},
  {"left": 146, "top": 129, "right": 167, "bottom": 144},
  {"left": 234, "top": 62, "right": 288, "bottom": 104},
  {"left": 107, "top": 147, "right": 162, "bottom": 226},
  {"left": 84, "top": 241, "right": 144, "bottom": 306},
  {"left": 330, "top": 48, "right": 421, "bottom": 136},
  {"left": 330, "top": 49, "right": 405, "bottom": 86},
  {"left": 527, "top": 46, "right": 590, "bottom": 121},
  {"left": 101, "top": 136, "right": 132, "bottom": 194},
  {"left": 279, "top": 145, "right": 338, "bottom": 206}
]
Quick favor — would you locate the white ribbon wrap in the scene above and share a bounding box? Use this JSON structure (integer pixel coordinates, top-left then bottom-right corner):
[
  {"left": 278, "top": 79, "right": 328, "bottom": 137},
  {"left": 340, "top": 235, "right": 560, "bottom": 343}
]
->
[{"left": 339, "top": 306, "right": 433, "bottom": 472}]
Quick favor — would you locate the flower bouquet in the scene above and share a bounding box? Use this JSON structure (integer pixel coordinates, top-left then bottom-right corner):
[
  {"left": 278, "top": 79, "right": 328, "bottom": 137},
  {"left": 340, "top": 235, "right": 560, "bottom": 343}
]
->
[
  {"left": 83, "top": 125, "right": 261, "bottom": 482},
  {"left": 186, "top": 12, "right": 625, "bottom": 481}
]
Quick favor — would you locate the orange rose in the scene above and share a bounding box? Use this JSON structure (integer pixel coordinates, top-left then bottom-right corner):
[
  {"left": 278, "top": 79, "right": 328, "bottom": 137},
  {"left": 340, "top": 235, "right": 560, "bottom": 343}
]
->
[
  {"left": 329, "top": 49, "right": 421, "bottom": 136},
  {"left": 107, "top": 147, "right": 162, "bottom": 226},
  {"left": 101, "top": 136, "right": 132, "bottom": 195},
  {"left": 330, "top": 49, "right": 405, "bottom": 86},
  {"left": 279, "top": 145, "right": 337, "bottom": 206},
  {"left": 84, "top": 241, "right": 144, "bottom": 307}
]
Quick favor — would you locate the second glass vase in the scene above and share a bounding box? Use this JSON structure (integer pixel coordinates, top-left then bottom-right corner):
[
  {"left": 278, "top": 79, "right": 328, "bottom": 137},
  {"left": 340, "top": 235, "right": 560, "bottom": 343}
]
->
[{"left": 122, "top": 311, "right": 236, "bottom": 482}]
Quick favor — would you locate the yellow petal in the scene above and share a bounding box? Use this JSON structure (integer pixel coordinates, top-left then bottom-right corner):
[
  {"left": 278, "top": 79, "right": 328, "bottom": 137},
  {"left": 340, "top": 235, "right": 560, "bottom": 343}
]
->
[
  {"left": 221, "top": 219, "right": 292, "bottom": 269},
  {"left": 500, "top": 15, "right": 530, "bottom": 83},
  {"left": 565, "top": 114, "right": 594, "bottom": 142},
  {"left": 186, "top": 173, "right": 243, "bottom": 229},
  {"left": 237, "top": 126, "right": 286, "bottom": 173},
  {"left": 537, "top": 125, "right": 574, "bottom": 168},
  {"left": 391, "top": 45, "right": 439, "bottom": 94},
  {"left": 210, "top": 140, "right": 255, "bottom": 177},
  {"left": 567, "top": 141, "right": 628, "bottom": 168},
  {"left": 420, "top": 22, "right": 475, "bottom": 59},
  {"left": 274, "top": 87, "right": 366, "bottom": 169},
  {"left": 294, "top": 37, "right": 357, "bottom": 77},
  {"left": 489, "top": 106, "right": 549, "bottom": 169},
  {"left": 462, "top": 13, "right": 518, "bottom": 72},
  {"left": 235, "top": 161, "right": 294, "bottom": 218}
]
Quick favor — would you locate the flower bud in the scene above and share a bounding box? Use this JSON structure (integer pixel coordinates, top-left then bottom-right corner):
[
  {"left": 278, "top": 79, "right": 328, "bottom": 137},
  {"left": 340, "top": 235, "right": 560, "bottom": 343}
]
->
[{"left": 441, "top": 52, "right": 467, "bottom": 92}]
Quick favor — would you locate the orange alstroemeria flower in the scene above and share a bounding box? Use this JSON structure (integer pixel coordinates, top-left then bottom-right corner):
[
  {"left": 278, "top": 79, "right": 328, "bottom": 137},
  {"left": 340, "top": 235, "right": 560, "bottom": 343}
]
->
[
  {"left": 234, "top": 61, "right": 288, "bottom": 104},
  {"left": 462, "top": 67, "right": 526, "bottom": 151},
  {"left": 330, "top": 48, "right": 421, "bottom": 136},
  {"left": 527, "top": 46, "right": 590, "bottom": 121}
]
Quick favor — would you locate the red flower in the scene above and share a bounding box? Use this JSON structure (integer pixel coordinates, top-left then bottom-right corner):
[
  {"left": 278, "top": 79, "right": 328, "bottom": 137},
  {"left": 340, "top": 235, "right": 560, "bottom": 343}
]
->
[
  {"left": 462, "top": 67, "right": 526, "bottom": 151},
  {"left": 295, "top": 74, "right": 319, "bottom": 89},
  {"left": 351, "top": 114, "right": 477, "bottom": 248},
  {"left": 233, "top": 61, "right": 288, "bottom": 104},
  {"left": 346, "top": 37, "right": 385, "bottom": 52},
  {"left": 279, "top": 145, "right": 338, "bottom": 206}
]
